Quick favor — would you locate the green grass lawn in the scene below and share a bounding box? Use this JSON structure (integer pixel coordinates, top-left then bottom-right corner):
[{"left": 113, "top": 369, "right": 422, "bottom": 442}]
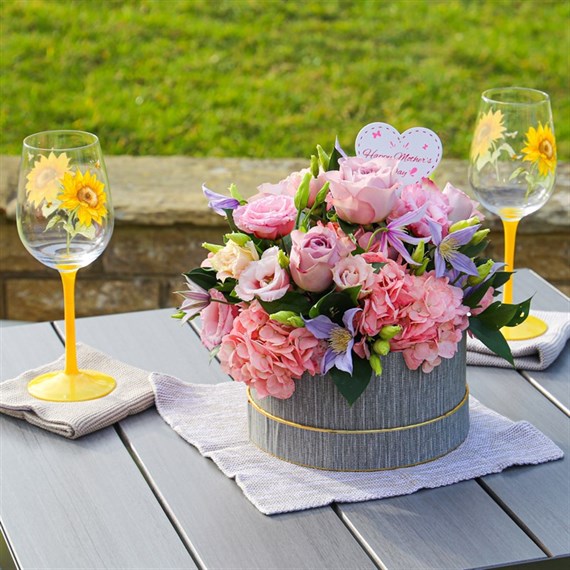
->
[{"left": 1, "top": 0, "right": 568, "bottom": 159}]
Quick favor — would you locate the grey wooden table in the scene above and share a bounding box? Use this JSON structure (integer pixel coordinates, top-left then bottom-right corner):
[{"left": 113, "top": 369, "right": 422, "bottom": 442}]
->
[{"left": 1, "top": 269, "right": 569, "bottom": 570}]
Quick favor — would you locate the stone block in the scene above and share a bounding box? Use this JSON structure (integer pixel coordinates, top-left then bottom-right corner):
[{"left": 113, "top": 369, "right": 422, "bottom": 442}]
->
[
  {"left": 6, "top": 278, "right": 160, "bottom": 322},
  {"left": 104, "top": 225, "right": 224, "bottom": 275}
]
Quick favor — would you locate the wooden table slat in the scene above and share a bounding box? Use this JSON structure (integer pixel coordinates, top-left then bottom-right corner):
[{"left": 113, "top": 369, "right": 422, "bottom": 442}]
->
[
  {"left": 511, "top": 270, "right": 570, "bottom": 411},
  {"left": 0, "top": 323, "right": 196, "bottom": 569},
  {"left": 66, "top": 310, "right": 378, "bottom": 570}
]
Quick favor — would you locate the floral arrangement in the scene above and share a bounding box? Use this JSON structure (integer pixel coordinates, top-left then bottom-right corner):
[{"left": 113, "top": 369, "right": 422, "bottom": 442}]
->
[{"left": 175, "top": 134, "right": 529, "bottom": 404}]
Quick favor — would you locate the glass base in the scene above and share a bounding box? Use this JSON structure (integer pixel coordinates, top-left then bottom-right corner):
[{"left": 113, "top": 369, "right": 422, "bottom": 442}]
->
[
  {"left": 502, "top": 315, "right": 548, "bottom": 341},
  {"left": 27, "top": 369, "right": 116, "bottom": 402}
]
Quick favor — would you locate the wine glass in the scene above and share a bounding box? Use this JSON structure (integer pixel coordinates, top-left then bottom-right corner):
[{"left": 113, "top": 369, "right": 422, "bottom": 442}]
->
[
  {"left": 16, "top": 130, "right": 116, "bottom": 401},
  {"left": 468, "top": 87, "right": 556, "bottom": 340}
]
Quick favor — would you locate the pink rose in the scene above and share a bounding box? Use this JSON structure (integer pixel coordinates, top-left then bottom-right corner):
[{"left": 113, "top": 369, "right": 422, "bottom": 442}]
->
[
  {"left": 324, "top": 156, "right": 400, "bottom": 224},
  {"left": 289, "top": 223, "right": 354, "bottom": 292},
  {"left": 442, "top": 183, "right": 485, "bottom": 224},
  {"left": 218, "top": 301, "right": 324, "bottom": 399},
  {"left": 199, "top": 289, "right": 239, "bottom": 351},
  {"left": 233, "top": 194, "right": 297, "bottom": 240},
  {"left": 235, "top": 246, "right": 290, "bottom": 302},
  {"left": 389, "top": 178, "right": 450, "bottom": 237},
  {"left": 258, "top": 168, "right": 327, "bottom": 208},
  {"left": 331, "top": 254, "right": 377, "bottom": 296}
]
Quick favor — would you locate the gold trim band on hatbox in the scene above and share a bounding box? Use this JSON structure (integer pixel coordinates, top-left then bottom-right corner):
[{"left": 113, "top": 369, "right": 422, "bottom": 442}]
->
[{"left": 247, "top": 384, "right": 470, "bottom": 435}]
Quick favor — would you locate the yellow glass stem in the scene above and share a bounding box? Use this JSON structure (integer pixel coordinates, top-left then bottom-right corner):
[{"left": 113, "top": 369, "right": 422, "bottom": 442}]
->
[
  {"left": 61, "top": 269, "right": 79, "bottom": 375},
  {"left": 501, "top": 218, "right": 519, "bottom": 305}
]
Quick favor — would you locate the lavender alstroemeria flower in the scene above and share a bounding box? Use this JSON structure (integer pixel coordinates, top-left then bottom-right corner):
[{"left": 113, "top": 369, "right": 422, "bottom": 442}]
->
[
  {"left": 377, "top": 204, "right": 429, "bottom": 265},
  {"left": 202, "top": 184, "right": 240, "bottom": 216},
  {"left": 304, "top": 307, "right": 361, "bottom": 375},
  {"left": 427, "top": 219, "right": 480, "bottom": 278},
  {"left": 177, "top": 276, "right": 211, "bottom": 324}
]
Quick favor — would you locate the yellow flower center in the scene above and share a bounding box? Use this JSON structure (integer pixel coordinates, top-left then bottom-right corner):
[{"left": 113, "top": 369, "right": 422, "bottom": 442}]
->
[
  {"left": 439, "top": 238, "right": 457, "bottom": 260},
  {"left": 538, "top": 139, "right": 554, "bottom": 159},
  {"left": 77, "top": 186, "right": 99, "bottom": 207},
  {"left": 330, "top": 327, "right": 352, "bottom": 353},
  {"left": 36, "top": 168, "right": 58, "bottom": 189}
]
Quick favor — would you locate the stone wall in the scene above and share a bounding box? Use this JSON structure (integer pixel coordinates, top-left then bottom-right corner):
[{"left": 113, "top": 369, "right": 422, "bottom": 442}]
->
[{"left": 1, "top": 156, "right": 568, "bottom": 322}]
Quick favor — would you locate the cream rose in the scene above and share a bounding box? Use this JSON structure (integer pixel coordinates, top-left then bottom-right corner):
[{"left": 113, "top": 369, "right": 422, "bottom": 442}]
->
[{"left": 203, "top": 240, "right": 259, "bottom": 282}]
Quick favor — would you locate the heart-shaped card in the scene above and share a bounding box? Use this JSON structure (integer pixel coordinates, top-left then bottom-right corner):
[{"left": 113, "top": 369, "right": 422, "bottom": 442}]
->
[{"left": 355, "top": 122, "right": 442, "bottom": 185}]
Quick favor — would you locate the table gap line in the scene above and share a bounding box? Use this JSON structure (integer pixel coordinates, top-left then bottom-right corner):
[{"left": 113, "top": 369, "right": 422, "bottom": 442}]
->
[
  {"left": 0, "top": 520, "right": 21, "bottom": 570},
  {"left": 519, "top": 372, "right": 570, "bottom": 417},
  {"left": 113, "top": 422, "right": 207, "bottom": 570},
  {"left": 475, "top": 479, "right": 553, "bottom": 558},
  {"left": 330, "top": 504, "right": 385, "bottom": 570}
]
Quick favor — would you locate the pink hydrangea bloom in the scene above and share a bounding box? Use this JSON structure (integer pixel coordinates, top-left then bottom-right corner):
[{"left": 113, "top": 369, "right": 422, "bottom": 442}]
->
[
  {"left": 218, "top": 301, "right": 324, "bottom": 399},
  {"left": 389, "top": 178, "right": 450, "bottom": 237},
  {"left": 390, "top": 272, "right": 470, "bottom": 373},
  {"left": 358, "top": 254, "right": 414, "bottom": 336}
]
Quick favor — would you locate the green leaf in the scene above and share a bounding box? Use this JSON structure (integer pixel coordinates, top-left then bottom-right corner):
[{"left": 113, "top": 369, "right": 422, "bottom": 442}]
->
[
  {"left": 476, "top": 301, "right": 518, "bottom": 328},
  {"left": 337, "top": 217, "right": 358, "bottom": 236},
  {"left": 228, "top": 183, "right": 246, "bottom": 203},
  {"left": 309, "top": 288, "right": 357, "bottom": 321},
  {"left": 259, "top": 291, "right": 311, "bottom": 316},
  {"left": 330, "top": 356, "right": 372, "bottom": 405},
  {"left": 316, "top": 144, "right": 330, "bottom": 170},
  {"left": 504, "top": 298, "right": 531, "bottom": 327},
  {"left": 459, "top": 239, "right": 488, "bottom": 259},
  {"left": 491, "top": 271, "right": 512, "bottom": 289},
  {"left": 328, "top": 143, "right": 342, "bottom": 171},
  {"left": 45, "top": 214, "right": 63, "bottom": 231},
  {"left": 344, "top": 285, "right": 362, "bottom": 305},
  {"left": 468, "top": 317, "right": 514, "bottom": 366},
  {"left": 184, "top": 267, "right": 218, "bottom": 291},
  {"left": 371, "top": 262, "right": 386, "bottom": 273},
  {"left": 74, "top": 223, "right": 96, "bottom": 239}
]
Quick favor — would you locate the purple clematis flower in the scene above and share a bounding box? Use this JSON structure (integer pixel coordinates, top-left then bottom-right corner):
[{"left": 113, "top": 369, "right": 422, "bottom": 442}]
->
[
  {"left": 427, "top": 219, "right": 480, "bottom": 278},
  {"left": 177, "top": 276, "right": 211, "bottom": 324},
  {"left": 202, "top": 184, "right": 240, "bottom": 216},
  {"left": 335, "top": 136, "right": 348, "bottom": 159},
  {"left": 304, "top": 307, "right": 361, "bottom": 375},
  {"left": 377, "top": 204, "right": 429, "bottom": 265}
]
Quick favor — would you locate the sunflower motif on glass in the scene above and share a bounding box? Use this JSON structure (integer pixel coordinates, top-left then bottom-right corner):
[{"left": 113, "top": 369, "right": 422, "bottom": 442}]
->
[
  {"left": 59, "top": 169, "right": 108, "bottom": 226},
  {"left": 26, "top": 152, "right": 71, "bottom": 207},
  {"left": 470, "top": 109, "right": 506, "bottom": 161},
  {"left": 521, "top": 122, "right": 556, "bottom": 177}
]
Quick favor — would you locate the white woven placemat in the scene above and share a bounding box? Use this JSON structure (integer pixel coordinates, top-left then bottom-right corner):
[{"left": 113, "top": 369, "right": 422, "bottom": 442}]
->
[
  {"left": 467, "top": 310, "right": 570, "bottom": 370},
  {"left": 150, "top": 374, "right": 563, "bottom": 515}
]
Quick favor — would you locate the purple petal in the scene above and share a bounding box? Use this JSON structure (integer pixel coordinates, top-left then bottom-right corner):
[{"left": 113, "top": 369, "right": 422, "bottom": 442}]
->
[
  {"left": 335, "top": 136, "right": 348, "bottom": 159},
  {"left": 388, "top": 203, "right": 429, "bottom": 229},
  {"left": 444, "top": 224, "right": 481, "bottom": 246},
  {"left": 322, "top": 349, "right": 337, "bottom": 374},
  {"left": 434, "top": 250, "right": 446, "bottom": 278},
  {"left": 334, "top": 343, "right": 354, "bottom": 375},
  {"left": 427, "top": 218, "right": 443, "bottom": 245},
  {"left": 448, "top": 252, "right": 479, "bottom": 276},
  {"left": 304, "top": 315, "right": 336, "bottom": 339},
  {"left": 342, "top": 307, "right": 361, "bottom": 335},
  {"left": 203, "top": 184, "right": 240, "bottom": 216},
  {"left": 390, "top": 229, "right": 425, "bottom": 245},
  {"left": 388, "top": 235, "right": 418, "bottom": 266}
]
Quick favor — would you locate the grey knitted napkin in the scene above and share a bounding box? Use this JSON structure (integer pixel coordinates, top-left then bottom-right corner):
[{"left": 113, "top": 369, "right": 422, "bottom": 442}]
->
[
  {"left": 467, "top": 310, "right": 570, "bottom": 370},
  {"left": 150, "top": 374, "right": 563, "bottom": 516},
  {"left": 0, "top": 344, "right": 154, "bottom": 439}
]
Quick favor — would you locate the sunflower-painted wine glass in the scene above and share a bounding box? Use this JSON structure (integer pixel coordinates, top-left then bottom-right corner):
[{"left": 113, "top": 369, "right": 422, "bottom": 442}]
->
[
  {"left": 468, "top": 87, "right": 556, "bottom": 340},
  {"left": 17, "top": 130, "right": 116, "bottom": 401}
]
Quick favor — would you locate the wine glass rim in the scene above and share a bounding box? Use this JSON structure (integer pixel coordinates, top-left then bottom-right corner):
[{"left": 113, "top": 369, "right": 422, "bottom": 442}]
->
[
  {"left": 482, "top": 87, "right": 551, "bottom": 106},
  {"left": 23, "top": 130, "right": 100, "bottom": 152}
]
